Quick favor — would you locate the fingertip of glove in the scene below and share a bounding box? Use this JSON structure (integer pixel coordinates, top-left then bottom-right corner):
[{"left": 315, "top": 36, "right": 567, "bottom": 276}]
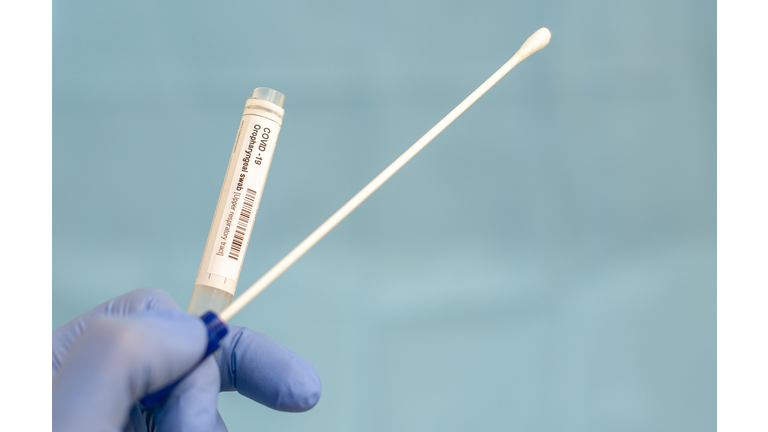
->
[
  {"left": 275, "top": 359, "right": 322, "bottom": 412},
  {"left": 223, "top": 326, "right": 322, "bottom": 412}
]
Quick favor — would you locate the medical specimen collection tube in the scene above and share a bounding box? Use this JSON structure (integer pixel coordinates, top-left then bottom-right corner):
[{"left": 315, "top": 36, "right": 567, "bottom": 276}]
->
[
  {"left": 188, "top": 87, "right": 286, "bottom": 316},
  {"left": 139, "top": 28, "right": 551, "bottom": 409}
]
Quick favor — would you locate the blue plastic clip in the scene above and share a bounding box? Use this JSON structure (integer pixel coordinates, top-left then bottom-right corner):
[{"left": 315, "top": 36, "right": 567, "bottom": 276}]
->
[{"left": 139, "top": 311, "right": 228, "bottom": 409}]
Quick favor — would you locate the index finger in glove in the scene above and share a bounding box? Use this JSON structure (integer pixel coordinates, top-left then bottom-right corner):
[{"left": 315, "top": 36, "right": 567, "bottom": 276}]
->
[
  {"left": 52, "top": 309, "right": 208, "bottom": 432},
  {"left": 53, "top": 288, "right": 181, "bottom": 374}
]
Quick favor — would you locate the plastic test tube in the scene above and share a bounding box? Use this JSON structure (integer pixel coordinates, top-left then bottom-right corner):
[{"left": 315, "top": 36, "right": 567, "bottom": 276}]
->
[{"left": 188, "top": 87, "right": 285, "bottom": 316}]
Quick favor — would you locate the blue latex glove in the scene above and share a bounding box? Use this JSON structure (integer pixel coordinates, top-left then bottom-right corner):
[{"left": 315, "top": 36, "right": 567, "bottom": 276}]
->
[{"left": 52, "top": 288, "right": 321, "bottom": 432}]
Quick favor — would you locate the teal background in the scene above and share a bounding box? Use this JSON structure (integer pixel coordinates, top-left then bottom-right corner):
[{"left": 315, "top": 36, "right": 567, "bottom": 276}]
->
[{"left": 53, "top": 0, "right": 716, "bottom": 431}]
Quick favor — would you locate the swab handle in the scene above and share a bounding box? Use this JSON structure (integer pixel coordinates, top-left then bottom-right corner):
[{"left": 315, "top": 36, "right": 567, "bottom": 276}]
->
[
  {"left": 219, "top": 28, "right": 552, "bottom": 322},
  {"left": 138, "top": 311, "right": 228, "bottom": 408}
]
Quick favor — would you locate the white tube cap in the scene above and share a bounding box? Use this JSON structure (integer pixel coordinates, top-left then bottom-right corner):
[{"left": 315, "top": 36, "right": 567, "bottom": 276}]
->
[{"left": 253, "top": 87, "right": 285, "bottom": 108}]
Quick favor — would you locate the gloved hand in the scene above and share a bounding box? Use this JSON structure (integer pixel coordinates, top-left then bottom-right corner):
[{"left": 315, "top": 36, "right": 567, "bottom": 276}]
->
[{"left": 52, "top": 288, "right": 321, "bottom": 432}]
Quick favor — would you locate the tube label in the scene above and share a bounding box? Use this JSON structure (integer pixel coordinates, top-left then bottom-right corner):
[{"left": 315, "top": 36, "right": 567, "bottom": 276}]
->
[{"left": 203, "top": 114, "right": 281, "bottom": 283}]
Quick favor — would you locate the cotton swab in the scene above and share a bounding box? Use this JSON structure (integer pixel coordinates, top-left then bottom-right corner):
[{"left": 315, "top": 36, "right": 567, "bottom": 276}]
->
[{"left": 218, "top": 28, "right": 551, "bottom": 322}]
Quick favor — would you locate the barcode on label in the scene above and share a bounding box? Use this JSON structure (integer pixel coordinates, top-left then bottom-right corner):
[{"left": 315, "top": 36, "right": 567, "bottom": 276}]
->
[{"left": 229, "top": 188, "right": 257, "bottom": 261}]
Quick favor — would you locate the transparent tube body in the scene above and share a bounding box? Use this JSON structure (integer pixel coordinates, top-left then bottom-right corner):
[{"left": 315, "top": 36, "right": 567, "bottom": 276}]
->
[
  {"left": 189, "top": 88, "right": 285, "bottom": 316},
  {"left": 189, "top": 285, "right": 234, "bottom": 316}
]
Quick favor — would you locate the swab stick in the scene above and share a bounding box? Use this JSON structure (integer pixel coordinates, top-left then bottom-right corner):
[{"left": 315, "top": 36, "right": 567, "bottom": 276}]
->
[{"left": 218, "top": 28, "right": 551, "bottom": 322}]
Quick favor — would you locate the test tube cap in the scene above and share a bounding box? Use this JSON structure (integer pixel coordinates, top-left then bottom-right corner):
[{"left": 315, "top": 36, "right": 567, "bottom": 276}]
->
[{"left": 253, "top": 87, "right": 285, "bottom": 108}]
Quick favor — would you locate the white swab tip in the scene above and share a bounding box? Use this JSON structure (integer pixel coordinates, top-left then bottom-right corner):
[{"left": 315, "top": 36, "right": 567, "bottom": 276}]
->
[
  {"left": 528, "top": 28, "right": 551, "bottom": 51},
  {"left": 511, "top": 28, "right": 551, "bottom": 61}
]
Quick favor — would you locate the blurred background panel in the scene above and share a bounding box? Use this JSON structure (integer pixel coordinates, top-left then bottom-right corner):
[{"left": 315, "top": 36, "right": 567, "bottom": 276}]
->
[{"left": 53, "top": 0, "right": 715, "bottom": 430}]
